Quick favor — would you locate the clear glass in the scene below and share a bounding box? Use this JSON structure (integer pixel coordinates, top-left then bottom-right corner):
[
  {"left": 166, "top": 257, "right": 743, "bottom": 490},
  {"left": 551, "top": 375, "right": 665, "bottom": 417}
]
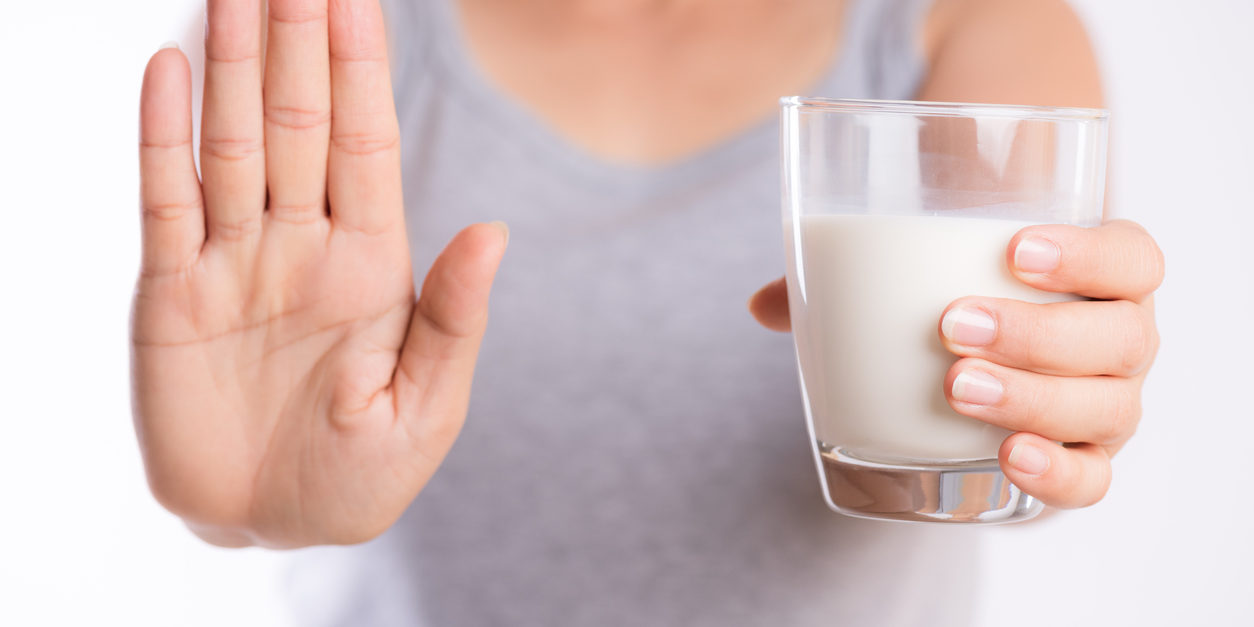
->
[{"left": 780, "top": 97, "right": 1108, "bottom": 524}]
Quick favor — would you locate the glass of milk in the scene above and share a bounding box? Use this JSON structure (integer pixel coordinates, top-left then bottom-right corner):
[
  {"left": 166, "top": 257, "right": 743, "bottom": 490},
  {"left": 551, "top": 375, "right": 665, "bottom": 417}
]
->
[{"left": 780, "top": 97, "right": 1108, "bottom": 524}]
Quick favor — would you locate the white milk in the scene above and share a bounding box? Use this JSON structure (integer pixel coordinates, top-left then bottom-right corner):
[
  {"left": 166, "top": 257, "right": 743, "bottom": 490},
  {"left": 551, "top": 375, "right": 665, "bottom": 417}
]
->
[{"left": 784, "top": 214, "right": 1078, "bottom": 462}]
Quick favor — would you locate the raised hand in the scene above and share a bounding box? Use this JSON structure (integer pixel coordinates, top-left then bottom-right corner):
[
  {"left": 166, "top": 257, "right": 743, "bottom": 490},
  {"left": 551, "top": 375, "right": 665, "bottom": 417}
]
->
[
  {"left": 133, "top": 0, "right": 507, "bottom": 548},
  {"left": 749, "top": 220, "right": 1163, "bottom": 509}
]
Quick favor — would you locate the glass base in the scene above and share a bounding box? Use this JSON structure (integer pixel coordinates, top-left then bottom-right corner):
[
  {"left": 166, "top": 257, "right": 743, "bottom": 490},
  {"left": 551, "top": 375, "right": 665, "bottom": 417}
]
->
[{"left": 815, "top": 443, "right": 1042, "bottom": 525}]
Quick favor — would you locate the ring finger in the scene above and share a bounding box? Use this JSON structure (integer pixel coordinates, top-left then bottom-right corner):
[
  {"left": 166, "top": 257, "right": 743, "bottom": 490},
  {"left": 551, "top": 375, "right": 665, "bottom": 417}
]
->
[
  {"left": 945, "top": 357, "right": 1141, "bottom": 447},
  {"left": 264, "top": 0, "right": 332, "bottom": 226}
]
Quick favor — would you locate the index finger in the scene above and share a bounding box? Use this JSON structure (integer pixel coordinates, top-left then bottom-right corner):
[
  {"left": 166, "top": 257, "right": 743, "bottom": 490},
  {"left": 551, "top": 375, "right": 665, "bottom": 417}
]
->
[{"left": 1007, "top": 220, "right": 1165, "bottom": 301}]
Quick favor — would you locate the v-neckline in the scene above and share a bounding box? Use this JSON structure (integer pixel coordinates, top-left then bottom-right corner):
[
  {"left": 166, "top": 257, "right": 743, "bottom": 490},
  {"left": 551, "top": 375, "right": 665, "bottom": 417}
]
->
[{"left": 422, "top": 0, "right": 864, "bottom": 196}]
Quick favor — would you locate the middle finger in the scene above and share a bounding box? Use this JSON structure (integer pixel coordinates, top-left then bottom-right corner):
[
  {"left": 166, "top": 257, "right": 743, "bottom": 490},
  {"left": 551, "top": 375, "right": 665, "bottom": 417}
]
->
[
  {"left": 939, "top": 296, "right": 1158, "bottom": 377},
  {"left": 264, "top": 0, "right": 332, "bottom": 225},
  {"left": 202, "top": 0, "right": 267, "bottom": 245}
]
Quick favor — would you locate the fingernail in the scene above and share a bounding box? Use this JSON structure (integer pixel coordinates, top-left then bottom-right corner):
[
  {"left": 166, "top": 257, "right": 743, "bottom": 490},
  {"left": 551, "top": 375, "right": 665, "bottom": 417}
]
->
[
  {"left": 1014, "top": 237, "right": 1060, "bottom": 273},
  {"left": 159, "top": 41, "right": 180, "bottom": 51},
  {"left": 951, "top": 370, "right": 1003, "bottom": 406},
  {"left": 490, "top": 220, "right": 510, "bottom": 246},
  {"left": 941, "top": 307, "right": 996, "bottom": 346},
  {"left": 1008, "top": 444, "right": 1051, "bottom": 476}
]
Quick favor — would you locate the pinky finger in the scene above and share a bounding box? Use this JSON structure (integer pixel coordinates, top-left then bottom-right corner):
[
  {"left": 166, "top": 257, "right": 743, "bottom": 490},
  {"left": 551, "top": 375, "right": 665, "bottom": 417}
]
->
[
  {"left": 139, "top": 44, "right": 204, "bottom": 277},
  {"left": 999, "top": 433, "right": 1113, "bottom": 509}
]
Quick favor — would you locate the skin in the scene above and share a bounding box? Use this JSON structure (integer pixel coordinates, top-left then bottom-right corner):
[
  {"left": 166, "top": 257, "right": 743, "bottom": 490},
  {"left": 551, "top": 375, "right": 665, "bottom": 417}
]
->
[
  {"left": 135, "top": 0, "right": 1162, "bottom": 548},
  {"left": 748, "top": 0, "right": 1163, "bottom": 510}
]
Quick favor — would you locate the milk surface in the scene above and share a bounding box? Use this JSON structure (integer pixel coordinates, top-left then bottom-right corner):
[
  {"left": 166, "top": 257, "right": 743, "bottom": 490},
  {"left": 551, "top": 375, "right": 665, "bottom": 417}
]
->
[{"left": 785, "top": 214, "right": 1077, "bottom": 462}]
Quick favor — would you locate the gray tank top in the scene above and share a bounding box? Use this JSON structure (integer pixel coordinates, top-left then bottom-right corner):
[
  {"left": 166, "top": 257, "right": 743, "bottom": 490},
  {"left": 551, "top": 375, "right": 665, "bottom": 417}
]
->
[{"left": 286, "top": 1, "right": 983, "bottom": 625}]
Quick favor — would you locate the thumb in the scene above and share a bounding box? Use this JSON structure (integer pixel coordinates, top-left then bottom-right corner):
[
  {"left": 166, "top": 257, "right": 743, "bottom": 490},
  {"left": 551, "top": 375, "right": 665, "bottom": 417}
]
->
[
  {"left": 394, "top": 222, "right": 508, "bottom": 426},
  {"left": 748, "top": 277, "right": 791, "bottom": 332}
]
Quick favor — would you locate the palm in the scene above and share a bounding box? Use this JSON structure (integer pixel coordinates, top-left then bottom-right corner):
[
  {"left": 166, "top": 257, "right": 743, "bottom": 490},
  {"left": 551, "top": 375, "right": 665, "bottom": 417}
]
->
[{"left": 134, "top": 0, "right": 506, "bottom": 547}]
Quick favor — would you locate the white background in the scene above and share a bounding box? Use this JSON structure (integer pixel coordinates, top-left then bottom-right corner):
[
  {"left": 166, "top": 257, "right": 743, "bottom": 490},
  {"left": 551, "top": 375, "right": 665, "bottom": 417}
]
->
[{"left": 1, "top": 1, "right": 1250, "bottom": 625}]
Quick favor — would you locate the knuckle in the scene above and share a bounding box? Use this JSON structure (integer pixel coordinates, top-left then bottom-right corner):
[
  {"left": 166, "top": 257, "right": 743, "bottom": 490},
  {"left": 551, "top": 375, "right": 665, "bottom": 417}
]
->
[
  {"left": 1113, "top": 221, "right": 1165, "bottom": 294},
  {"left": 333, "top": 219, "right": 400, "bottom": 239},
  {"left": 269, "top": 5, "right": 327, "bottom": 25},
  {"left": 1097, "top": 383, "right": 1142, "bottom": 443},
  {"left": 1115, "top": 302, "right": 1159, "bottom": 375},
  {"left": 329, "top": 37, "right": 388, "bottom": 64},
  {"left": 140, "top": 138, "right": 192, "bottom": 151},
  {"left": 331, "top": 130, "right": 400, "bottom": 157},
  {"left": 330, "top": 51, "right": 388, "bottom": 65},
  {"left": 264, "top": 104, "right": 332, "bottom": 131},
  {"left": 1012, "top": 379, "right": 1052, "bottom": 433},
  {"left": 139, "top": 259, "right": 198, "bottom": 281},
  {"left": 201, "top": 136, "right": 265, "bottom": 163},
  {"left": 1143, "top": 313, "right": 1162, "bottom": 366},
  {"left": 205, "top": 51, "right": 262, "bottom": 65},
  {"left": 211, "top": 215, "right": 263, "bottom": 242},
  {"left": 204, "top": 18, "right": 261, "bottom": 65},
  {"left": 268, "top": 202, "right": 328, "bottom": 225},
  {"left": 143, "top": 199, "right": 201, "bottom": 222},
  {"left": 1015, "top": 305, "right": 1059, "bottom": 370}
]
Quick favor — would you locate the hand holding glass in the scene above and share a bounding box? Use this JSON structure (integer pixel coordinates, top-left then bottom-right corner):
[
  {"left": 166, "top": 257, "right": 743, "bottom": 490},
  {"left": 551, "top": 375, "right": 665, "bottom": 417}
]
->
[{"left": 780, "top": 98, "right": 1108, "bottom": 524}]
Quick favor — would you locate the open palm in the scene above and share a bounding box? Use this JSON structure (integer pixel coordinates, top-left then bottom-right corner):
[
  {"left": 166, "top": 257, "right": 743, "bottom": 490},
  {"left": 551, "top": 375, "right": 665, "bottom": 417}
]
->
[{"left": 133, "top": 0, "right": 506, "bottom": 548}]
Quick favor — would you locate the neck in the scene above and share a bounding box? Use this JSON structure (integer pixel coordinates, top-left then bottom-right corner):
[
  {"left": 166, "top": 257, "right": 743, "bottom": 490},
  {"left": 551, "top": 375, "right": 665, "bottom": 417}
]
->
[{"left": 456, "top": 0, "right": 846, "bottom": 164}]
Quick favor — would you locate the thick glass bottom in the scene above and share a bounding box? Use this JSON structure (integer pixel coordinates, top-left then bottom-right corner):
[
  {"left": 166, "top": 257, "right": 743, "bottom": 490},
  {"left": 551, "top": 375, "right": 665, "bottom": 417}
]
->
[{"left": 815, "top": 443, "right": 1042, "bottom": 524}]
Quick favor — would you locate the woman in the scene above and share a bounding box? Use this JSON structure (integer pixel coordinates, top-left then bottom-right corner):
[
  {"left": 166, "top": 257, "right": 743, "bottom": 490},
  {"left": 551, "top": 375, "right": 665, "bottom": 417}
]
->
[{"left": 133, "top": 0, "right": 1163, "bottom": 623}]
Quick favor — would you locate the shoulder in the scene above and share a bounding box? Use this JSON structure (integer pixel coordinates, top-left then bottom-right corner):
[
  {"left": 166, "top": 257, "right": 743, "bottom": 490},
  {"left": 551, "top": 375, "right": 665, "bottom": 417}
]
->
[{"left": 916, "top": 0, "right": 1103, "bottom": 107}]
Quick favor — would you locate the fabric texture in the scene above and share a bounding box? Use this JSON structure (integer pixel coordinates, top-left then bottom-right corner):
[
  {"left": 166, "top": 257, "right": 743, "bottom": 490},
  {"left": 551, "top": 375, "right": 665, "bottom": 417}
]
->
[{"left": 286, "top": 1, "right": 982, "bottom": 625}]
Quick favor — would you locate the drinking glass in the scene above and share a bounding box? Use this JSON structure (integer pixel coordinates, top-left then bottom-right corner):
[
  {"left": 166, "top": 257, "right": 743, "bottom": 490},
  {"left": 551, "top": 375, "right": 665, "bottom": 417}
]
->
[{"left": 780, "top": 97, "right": 1108, "bottom": 524}]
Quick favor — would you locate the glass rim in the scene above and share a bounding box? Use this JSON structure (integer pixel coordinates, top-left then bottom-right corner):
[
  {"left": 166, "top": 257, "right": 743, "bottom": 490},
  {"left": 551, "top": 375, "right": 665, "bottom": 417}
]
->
[{"left": 780, "top": 96, "right": 1109, "bottom": 122}]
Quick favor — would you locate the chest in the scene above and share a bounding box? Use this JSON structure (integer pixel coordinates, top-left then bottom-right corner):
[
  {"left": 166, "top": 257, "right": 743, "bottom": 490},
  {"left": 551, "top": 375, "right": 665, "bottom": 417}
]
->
[{"left": 456, "top": 0, "right": 847, "bottom": 164}]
